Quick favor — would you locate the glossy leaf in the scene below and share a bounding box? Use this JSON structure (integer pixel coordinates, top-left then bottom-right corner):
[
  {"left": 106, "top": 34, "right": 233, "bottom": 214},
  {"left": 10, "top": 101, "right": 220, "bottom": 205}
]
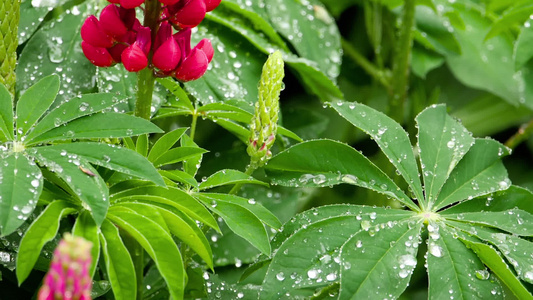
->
[
  {"left": 40, "top": 142, "right": 165, "bottom": 186},
  {"left": 427, "top": 225, "right": 503, "bottom": 299},
  {"left": 159, "top": 170, "right": 199, "bottom": 189},
  {"left": 416, "top": 104, "right": 474, "bottom": 207},
  {"left": 16, "top": 200, "right": 76, "bottom": 284},
  {"left": 152, "top": 146, "right": 208, "bottom": 168},
  {"left": 199, "top": 169, "right": 268, "bottom": 190},
  {"left": 260, "top": 205, "right": 415, "bottom": 299},
  {"left": 339, "top": 221, "right": 423, "bottom": 299},
  {"left": 100, "top": 219, "right": 137, "bottom": 300},
  {"left": 486, "top": 3, "right": 533, "bottom": 40},
  {"left": 111, "top": 186, "right": 219, "bottom": 232},
  {"left": 443, "top": 208, "right": 533, "bottom": 236},
  {"left": 0, "top": 154, "right": 43, "bottom": 236},
  {"left": 147, "top": 128, "right": 188, "bottom": 163},
  {"left": 24, "top": 93, "right": 129, "bottom": 144},
  {"left": 32, "top": 147, "right": 109, "bottom": 225},
  {"left": 72, "top": 211, "right": 100, "bottom": 277},
  {"left": 0, "top": 82, "right": 14, "bottom": 141},
  {"left": 330, "top": 101, "right": 424, "bottom": 203},
  {"left": 16, "top": 74, "right": 59, "bottom": 137},
  {"left": 196, "top": 193, "right": 282, "bottom": 229},
  {"left": 156, "top": 78, "right": 194, "bottom": 112},
  {"left": 136, "top": 134, "right": 149, "bottom": 158},
  {"left": 28, "top": 113, "right": 163, "bottom": 144},
  {"left": 198, "top": 196, "right": 271, "bottom": 255},
  {"left": 265, "top": 139, "right": 418, "bottom": 211},
  {"left": 434, "top": 138, "right": 511, "bottom": 210},
  {"left": 108, "top": 207, "right": 185, "bottom": 300},
  {"left": 181, "top": 134, "right": 203, "bottom": 177},
  {"left": 460, "top": 238, "right": 533, "bottom": 299},
  {"left": 515, "top": 25, "right": 533, "bottom": 69}
]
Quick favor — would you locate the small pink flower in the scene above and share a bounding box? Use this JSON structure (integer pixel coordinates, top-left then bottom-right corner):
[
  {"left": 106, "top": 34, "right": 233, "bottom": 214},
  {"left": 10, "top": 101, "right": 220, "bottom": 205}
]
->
[
  {"left": 81, "top": 41, "right": 115, "bottom": 67},
  {"left": 174, "top": 47, "right": 209, "bottom": 81},
  {"left": 99, "top": 5, "right": 135, "bottom": 37},
  {"left": 204, "top": 0, "right": 221, "bottom": 12},
  {"left": 81, "top": 15, "right": 114, "bottom": 48},
  {"left": 122, "top": 43, "right": 148, "bottom": 72},
  {"left": 38, "top": 234, "right": 93, "bottom": 300},
  {"left": 153, "top": 23, "right": 182, "bottom": 71},
  {"left": 166, "top": 0, "right": 207, "bottom": 28}
]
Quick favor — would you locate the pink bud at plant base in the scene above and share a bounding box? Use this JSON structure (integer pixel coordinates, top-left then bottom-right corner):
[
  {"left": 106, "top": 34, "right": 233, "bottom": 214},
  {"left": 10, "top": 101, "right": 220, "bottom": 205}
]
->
[
  {"left": 81, "top": 41, "right": 115, "bottom": 67},
  {"left": 38, "top": 233, "right": 93, "bottom": 300},
  {"left": 204, "top": 0, "right": 222, "bottom": 12},
  {"left": 81, "top": 15, "right": 114, "bottom": 48}
]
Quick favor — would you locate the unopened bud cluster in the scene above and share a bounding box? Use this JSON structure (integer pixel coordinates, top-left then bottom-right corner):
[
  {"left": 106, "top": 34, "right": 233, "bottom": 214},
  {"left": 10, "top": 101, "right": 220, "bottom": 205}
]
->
[
  {"left": 38, "top": 234, "right": 93, "bottom": 300},
  {"left": 247, "top": 51, "right": 284, "bottom": 168},
  {"left": 81, "top": 0, "right": 220, "bottom": 82}
]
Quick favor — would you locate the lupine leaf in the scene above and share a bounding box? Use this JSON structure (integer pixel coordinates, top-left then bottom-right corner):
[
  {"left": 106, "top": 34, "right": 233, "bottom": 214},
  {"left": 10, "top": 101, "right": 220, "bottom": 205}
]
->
[
  {"left": 147, "top": 128, "right": 188, "bottom": 163},
  {"left": 72, "top": 211, "right": 100, "bottom": 278},
  {"left": 0, "top": 82, "right": 14, "bottom": 141},
  {"left": 152, "top": 146, "right": 208, "bottom": 168},
  {"left": 180, "top": 134, "right": 203, "bottom": 177},
  {"left": 199, "top": 169, "right": 268, "bottom": 190}
]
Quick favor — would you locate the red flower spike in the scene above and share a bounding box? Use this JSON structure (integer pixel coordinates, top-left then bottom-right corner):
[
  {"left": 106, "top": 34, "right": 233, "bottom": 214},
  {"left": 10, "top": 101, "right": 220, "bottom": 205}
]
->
[
  {"left": 174, "top": 47, "right": 209, "bottom": 81},
  {"left": 81, "top": 15, "right": 114, "bottom": 48},
  {"left": 99, "top": 5, "right": 128, "bottom": 37},
  {"left": 204, "top": 0, "right": 221, "bottom": 12},
  {"left": 171, "top": 0, "right": 206, "bottom": 28},
  {"left": 81, "top": 41, "right": 115, "bottom": 67},
  {"left": 121, "top": 44, "right": 148, "bottom": 72},
  {"left": 119, "top": 0, "right": 144, "bottom": 9},
  {"left": 196, "top": 38, "right": 213, "bottom": 62},
  {"left": 153, "top": 37, "right": 181, "bottom": 71}
]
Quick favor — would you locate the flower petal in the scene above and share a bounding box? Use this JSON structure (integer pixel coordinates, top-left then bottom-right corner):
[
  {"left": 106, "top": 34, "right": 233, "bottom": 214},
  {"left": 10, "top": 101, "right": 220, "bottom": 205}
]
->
[
  {"left": 121, "top": 44, "right": 148, "bottom": 72},
  {"left": 174, "top": 47, "right": 209, "bottom": 81},
  {"left": 172, "top": 0, "right": 206, "bottom": 28},
  {"left": 153, "top": 36, "right": 182, "bottom": 72},
  {"left": 195, "top": 38, "right": 213, "bottom": 63},
  {"left": 204, "top": 0, "right": 221, "bottom": 12},
  {"left": 99, "top": 4, "right": 128, "bottom": 37},
  {"left": 80, "top": 15, "right": 114, "bottom": 48},
  {"left": 119, "top": 0, "right": 145, "bottom": 9},
  {"left": 81, "top": 41, "right": 115, "bottom": 67}
]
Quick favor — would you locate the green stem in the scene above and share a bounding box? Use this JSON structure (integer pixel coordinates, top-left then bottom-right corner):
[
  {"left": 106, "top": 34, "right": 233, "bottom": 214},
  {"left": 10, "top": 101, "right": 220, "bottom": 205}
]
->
[
  {"left": 122, "top": 232, "right": 145, "bottom": 300},
  {"left": 389, "top": 0, "right": 416, "bottom": 123},
  {"left": 228, "top": 163, "right": 257, "bottom": 195},
  {"left": 134, "top": 0, "right": 160, "bottom": 120},
  {"left": 505, "top": 119, "right": 533, "bottom": 150},
  {"left": 341, "top": 38, "right": 391, "bottom": 90},
  {"left": 190, "top": 109, "right": 198, "bottom": 141}
]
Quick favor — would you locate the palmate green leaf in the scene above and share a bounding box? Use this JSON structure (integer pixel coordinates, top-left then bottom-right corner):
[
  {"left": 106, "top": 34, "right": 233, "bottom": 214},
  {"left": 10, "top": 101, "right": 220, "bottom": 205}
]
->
[
  {"left": 416, "top": 104, "right": 474, "bottom": 207},
  {"left": 24, "top": 93, "right": 129, "bottom": 144},
  {"left": 460, "top": 238, "right": 533, "bottom": 299},
  {"left": 32, "top": 147, "right": 109, "bottom": 225},
  {"left": 147, "top": 128, "right": 188, "bottom": 163},
  {"left": 413, "top": 5, "right": 461, "bottom": 55},
  {"left": 41, "top": 142, "right": 165, "bottom": 186},
  {"left": 198, "top": 102, "right": 254, "bottom": 123},
  {"left": 159, "top": 170, "right": 199, "bottom": 189},
  {"left": 330, "top": 101, "right": 425, "bottom": 204},
  {"left": 136, "top": 134, "right": 149, "bottom": 157},
  {"left": 427, "top": 225, "right": 504, "bottom": 299},
  {"left": 196, "top": 195, "right": 271, "bottom": 255},
  {"left": 259, "top": 205, "right": 415, "bottom": 299},
  {"left": 448, "top": 221, "right": 533, "bottom": 285},
  {"left": 72, "top": 211, "right": 100, "bottom": 278},
  {"left": 16, "top": 2, "right": 97, "bottom": 104},
  {"left": 17, "top": 0, "right": 54, "bottom": 45},
  {"left": 97, "top": 65, "right": 137, "bottom": 112},
  {"left": 28, "top": 113, "right": 163, "bottom": 144},
  {"left": 99, "top": 219, "right": 137, "bottom": 300},
  {"left": 0, "top": 82, "right": 14, "bottom": 142},
  {"left": 107, "top": 207, "right": 185, "bottom": 300},
  {"left": 181, "top": 134, "right": 203, "bottom": 177},
  {"left": 443, "top": 209, "right": 533, "bottom": 236},
  {"left": 434, "top": 138, "right": 511, "bottom": 210},
  {"left": 0, "top": 154, "right": 43, "bottom": 236},
  {"left": 152, "top": 147, "right": 208, "bottom": 168},
  {"left": 411, "top": 46, "right": 445, "bottom": 79},
  {"left": 156, "top": 78, "right": 194, "bottom": 111},
  {"left": 115, "top": 203, "right": 170, "bottom": 233},
  {"left": 515, "top": 25, "right": 533, "bottom": 69},
  {"left": 111, "top": 186, "right": 219, "bottom": 232},
  {"left": 16, "top": 200, "right": 76, "bottom": 284},
  {"left": 265, "top": 139, "right": 418, "bottom": 211},
  {"left": 486, "top": 3, "right": 533, "bottom": 40},
  {"left": 199, "top": 169, "right": 268, "bottom": 190},
  {"left": 196, "top": 193, "right": 282, "bottom": 229},
  {"left": 339, "top": 221, "right": 423, "bottom": 300},
  {"left": 15, "top": 74, "right": 59, "bottom": 137}
]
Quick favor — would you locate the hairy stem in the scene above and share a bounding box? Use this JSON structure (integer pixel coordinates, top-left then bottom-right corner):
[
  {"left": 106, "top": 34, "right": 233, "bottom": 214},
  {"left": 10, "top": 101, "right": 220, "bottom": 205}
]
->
[
  {"left": 389, "top": 0, "right": 416, "bottom": 123},
  {"left": 505, "top": 119, "right": 533, "bottom": 150},
  {"left": 228, "top": 163, "right": 257, "bottom": 195}
]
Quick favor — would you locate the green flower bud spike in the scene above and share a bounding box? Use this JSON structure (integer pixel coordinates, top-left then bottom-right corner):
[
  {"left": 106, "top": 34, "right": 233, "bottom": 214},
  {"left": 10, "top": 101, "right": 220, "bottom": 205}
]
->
[
  {"left": 247, "top": 50, "right": 284, "bottom": 170},
  {"left": 0, "top": 0, "right": 20, "bottom": 95}
]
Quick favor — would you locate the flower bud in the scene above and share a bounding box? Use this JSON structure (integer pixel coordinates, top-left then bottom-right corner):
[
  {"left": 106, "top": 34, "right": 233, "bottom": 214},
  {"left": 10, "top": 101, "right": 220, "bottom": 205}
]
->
[
  {"left": 81, "top": 15, "right": 114, "bottom": 48},
  {"left": 153, "top": 37, "right": 181, "bottom": 72},
  {"left": 119, "top": 0, "right": 144, "bottom": 9},
  {"left": 174, "top": 47, "right": 209, "bottom": 81},
  {"left": 37, "top": 234, "right": 93, "bottom": 300},
  {"left": 133, "top": 24, "right": 152, "bottom": 55},
  {"left": 204, "top": 0, "right": 221, "bottom": 12},
  {"left": 158, "top": 0, "right": 180, "bottom": 5},
  {"left": 196, "top": 38, "right": 213, "bottom": 62},
  {"left": 121, "top": 43, "right": 148, "bottom": 72},
  {"left": 99, "top": 5, "right": 128, "bottom": 37},
  {"left": 168, "top": 0, "right": 206, "bottom": 28},
  {"left": 108, "top": 43, "right": 128, "bottom": 62},
  {"left": 81, "top": 41, "right": 115, "bottom": 67}
]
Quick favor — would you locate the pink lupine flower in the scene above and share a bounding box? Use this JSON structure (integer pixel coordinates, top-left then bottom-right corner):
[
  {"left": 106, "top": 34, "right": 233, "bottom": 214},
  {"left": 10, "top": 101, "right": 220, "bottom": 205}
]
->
[
  {"left": 81, "top": 16, "right": 114, "bottom": 48},
  {"left": 99, "top": 5, "right": 135, "bottom": 37},
  {"left": 204, "top": 0, "right": 221, "bottom": 12},
  {"left": 153, "top": 31, "right": 182, "bottom": 71},
  {"left": 117, "top": 0, "right": 144, "bottom": 9},
  {"left": 166, "top": 0, "right": 207, "bottom": 28},
  {"left": 122, "top": 43, "right": 148, "bottom": 72},
  {"left": 81, "top": 41, "right": 115, "bottom": 67},
  {"left": 37, "top": 233, "right": 93, "bottom": 300},
  {"left": 170, "top": 29, "right": 213, "bottom": 81}
]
